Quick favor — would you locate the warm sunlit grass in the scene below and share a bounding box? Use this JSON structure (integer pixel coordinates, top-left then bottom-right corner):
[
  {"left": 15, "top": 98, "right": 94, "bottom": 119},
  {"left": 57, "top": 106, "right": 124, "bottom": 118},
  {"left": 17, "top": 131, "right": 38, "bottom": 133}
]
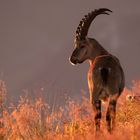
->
[{"left": 0, "top": 80, "right": 140, "bottom": 140}]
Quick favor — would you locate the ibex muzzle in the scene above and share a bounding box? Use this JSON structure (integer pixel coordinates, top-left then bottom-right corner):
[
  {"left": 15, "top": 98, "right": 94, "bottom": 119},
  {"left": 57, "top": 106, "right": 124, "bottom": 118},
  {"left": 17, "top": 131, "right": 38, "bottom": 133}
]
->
[{"left": 69, "top": 8, "right": 125, "bottom": 133}]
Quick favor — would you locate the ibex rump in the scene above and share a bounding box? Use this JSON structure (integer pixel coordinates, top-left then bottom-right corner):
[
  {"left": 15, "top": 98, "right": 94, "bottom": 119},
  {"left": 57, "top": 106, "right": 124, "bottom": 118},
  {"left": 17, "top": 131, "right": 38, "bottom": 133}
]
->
[{"left": 69, "top": 8, "right": 125, "bottom": 133}]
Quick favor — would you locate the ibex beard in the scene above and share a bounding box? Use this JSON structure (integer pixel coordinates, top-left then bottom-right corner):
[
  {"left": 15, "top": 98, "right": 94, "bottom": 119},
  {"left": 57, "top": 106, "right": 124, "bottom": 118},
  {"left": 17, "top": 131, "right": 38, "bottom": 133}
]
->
[{"left": 69, "top": 8, "right": 125, "bottom": 133}]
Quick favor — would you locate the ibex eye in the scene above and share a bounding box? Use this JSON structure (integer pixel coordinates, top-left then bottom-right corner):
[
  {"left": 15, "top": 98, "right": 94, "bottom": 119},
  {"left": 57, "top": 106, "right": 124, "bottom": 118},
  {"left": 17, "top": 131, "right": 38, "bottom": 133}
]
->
[{"left": 81, "top": 45, "right": 85, "bottom": 49}]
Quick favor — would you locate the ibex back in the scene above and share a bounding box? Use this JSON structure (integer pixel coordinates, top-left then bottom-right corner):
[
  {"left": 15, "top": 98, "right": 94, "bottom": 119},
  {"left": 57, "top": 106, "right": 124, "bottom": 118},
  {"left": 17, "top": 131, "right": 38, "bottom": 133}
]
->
[{"left": 69, "top": 8, "right": 125, "bottom": 133}]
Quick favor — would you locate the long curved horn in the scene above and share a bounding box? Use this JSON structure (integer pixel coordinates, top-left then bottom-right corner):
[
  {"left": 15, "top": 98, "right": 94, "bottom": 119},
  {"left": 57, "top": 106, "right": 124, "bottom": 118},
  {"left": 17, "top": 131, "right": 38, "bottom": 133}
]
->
[{"left": 76, "top": 8, "right": 112, "bottom": 40}]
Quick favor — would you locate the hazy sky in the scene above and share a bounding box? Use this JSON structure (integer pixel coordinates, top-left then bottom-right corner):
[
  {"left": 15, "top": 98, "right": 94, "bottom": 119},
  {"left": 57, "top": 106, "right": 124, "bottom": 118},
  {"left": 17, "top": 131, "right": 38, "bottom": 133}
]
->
[{"left": 0, "top": 0, "right": 140, "bottom": 101}]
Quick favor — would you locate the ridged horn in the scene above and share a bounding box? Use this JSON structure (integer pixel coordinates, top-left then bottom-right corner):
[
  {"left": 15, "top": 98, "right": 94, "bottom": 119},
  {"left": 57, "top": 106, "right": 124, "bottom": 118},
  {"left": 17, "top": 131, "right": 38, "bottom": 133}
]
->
[{"left": 75, "top": 8, "right": 112, "bottom": 40}]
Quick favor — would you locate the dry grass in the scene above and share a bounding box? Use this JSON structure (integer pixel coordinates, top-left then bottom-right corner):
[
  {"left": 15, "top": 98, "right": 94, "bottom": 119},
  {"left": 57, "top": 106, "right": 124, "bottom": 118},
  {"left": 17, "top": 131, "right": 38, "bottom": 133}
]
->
[{"left": 0, "top": 80, "right": 140, "bottom": 140}]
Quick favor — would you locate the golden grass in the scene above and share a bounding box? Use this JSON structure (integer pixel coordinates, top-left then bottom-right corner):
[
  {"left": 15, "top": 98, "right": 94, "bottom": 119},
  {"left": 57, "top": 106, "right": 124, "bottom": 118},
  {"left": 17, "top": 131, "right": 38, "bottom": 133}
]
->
[{"left": 0, "top": 80, "right": 140, "bottom": 140}]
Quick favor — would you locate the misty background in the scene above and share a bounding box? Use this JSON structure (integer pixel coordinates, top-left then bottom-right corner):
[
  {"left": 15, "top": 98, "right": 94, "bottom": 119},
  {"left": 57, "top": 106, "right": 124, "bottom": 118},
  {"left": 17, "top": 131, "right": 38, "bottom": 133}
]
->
[{"left": 0, "top": 0, "right": 140, "bottom": 103}]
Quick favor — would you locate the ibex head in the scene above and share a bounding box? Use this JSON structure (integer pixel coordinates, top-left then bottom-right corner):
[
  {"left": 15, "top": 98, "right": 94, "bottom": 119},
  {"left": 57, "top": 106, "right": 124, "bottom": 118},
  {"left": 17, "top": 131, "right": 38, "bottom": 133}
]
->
[{"left": 70, "top": 8, "right": 112, "bottom": 65}]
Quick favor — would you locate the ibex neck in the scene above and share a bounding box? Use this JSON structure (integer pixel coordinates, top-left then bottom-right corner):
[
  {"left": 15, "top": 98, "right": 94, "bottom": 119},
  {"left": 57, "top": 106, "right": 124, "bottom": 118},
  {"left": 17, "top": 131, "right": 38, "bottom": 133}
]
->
[{"left": 88, "top": 38, "right": 109, "bottom": 63}]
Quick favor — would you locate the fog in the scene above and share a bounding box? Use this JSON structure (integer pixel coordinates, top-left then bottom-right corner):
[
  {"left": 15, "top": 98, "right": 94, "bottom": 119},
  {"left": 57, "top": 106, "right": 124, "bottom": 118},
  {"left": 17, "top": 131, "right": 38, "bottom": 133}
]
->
[{"left": 0, "top": 0, "right": 140, "bottom": 101}]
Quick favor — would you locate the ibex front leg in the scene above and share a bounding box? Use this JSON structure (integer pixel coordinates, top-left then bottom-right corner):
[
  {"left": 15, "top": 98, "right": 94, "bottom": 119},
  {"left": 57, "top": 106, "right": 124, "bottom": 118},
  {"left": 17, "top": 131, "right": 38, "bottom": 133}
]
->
[{"left": 106, "top": 95, "right": 118, "bottom": 133}]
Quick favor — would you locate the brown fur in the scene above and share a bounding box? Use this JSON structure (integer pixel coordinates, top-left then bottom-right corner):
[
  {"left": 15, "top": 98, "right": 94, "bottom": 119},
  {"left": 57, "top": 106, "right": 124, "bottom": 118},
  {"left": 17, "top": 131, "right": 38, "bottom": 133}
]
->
[{"left": 70, "top": 8, "right": 125, "bottom": 133}]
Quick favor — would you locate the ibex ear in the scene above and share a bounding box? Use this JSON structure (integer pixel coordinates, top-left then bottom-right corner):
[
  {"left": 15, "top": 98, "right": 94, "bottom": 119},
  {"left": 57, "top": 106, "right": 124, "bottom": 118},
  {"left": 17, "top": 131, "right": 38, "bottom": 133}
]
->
[
  {"left": 85, "top": 37, "right": 91, "bottom": 45},
  {"left": 85, "top": 37, "right": 89, "bottom": 41}
]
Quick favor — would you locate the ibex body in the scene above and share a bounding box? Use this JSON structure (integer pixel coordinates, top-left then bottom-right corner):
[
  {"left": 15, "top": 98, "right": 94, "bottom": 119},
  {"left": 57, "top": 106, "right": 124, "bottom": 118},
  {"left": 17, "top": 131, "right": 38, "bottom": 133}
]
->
[{"left": 69, "top": 8, "right": 125, "bottom": 133}]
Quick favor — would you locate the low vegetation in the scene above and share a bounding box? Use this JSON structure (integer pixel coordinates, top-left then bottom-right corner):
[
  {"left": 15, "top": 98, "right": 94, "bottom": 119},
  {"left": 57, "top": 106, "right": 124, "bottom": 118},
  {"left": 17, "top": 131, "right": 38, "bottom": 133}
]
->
[{"left": 0, "top": 80, "right": 140, "bottom": 140}]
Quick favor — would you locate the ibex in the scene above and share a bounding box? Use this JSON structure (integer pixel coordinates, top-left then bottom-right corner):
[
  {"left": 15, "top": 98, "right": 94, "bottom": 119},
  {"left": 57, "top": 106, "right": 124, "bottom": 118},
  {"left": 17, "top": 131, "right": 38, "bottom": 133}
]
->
[{"left": 69, "top": 8, "right": 125, "bottom": 133}]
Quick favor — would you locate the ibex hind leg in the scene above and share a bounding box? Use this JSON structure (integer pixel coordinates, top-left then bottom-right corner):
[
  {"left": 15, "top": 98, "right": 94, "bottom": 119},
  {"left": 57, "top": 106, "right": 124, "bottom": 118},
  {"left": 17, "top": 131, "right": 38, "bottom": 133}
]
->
[
  {"left": 91, "top": 88, "right": 102, "bottom": 133},
  {"left": 106, "top": 94, "right": 118, "bottom": 133},
  {"left": 93, "top": 100, "right": 102, "bottom": 132}
]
